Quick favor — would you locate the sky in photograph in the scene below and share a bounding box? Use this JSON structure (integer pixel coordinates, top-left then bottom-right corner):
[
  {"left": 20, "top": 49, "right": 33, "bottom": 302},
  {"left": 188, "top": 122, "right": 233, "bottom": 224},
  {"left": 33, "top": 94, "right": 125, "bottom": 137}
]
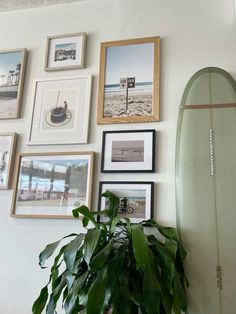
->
[
  {"left": 55, "top": 43, "right": 76, "bottom": 50},
  {"left": 0, "top": 51, "right": 21, "bottom": 77},
  {"left": 105, "top": 42, "right": 154, "bottom": 85}
]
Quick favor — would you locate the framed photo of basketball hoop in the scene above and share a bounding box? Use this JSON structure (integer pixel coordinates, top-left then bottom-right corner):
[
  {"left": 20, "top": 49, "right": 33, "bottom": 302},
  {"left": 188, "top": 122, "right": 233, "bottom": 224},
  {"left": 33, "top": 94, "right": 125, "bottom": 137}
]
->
[
  {"left": 44, "top": 32, "right": 86, "bottom": 71},
  {"left": 11, "top": 151, "right": 94, "bottom": 218},
  {"left": 97, "top": 37, "right": 160, "bottom": 124},
  {"left": 0, "top": 49, "right": 27, "bottom": 119},
  {"left": 0, "top": 133, "right": 17, "bottom": 189},
  {"left": 28, "top": 75, "right": 92, "bottom": 145},
  {"left": 98, "top": 181, "right": 154, "bottom": 223}
]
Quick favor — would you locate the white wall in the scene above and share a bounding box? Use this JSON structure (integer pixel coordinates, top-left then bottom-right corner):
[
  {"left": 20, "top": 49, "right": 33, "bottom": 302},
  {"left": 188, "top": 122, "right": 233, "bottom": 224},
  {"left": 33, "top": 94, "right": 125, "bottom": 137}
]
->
[{"left": 0, "top": 0, "right": 235, "bottom": 313}]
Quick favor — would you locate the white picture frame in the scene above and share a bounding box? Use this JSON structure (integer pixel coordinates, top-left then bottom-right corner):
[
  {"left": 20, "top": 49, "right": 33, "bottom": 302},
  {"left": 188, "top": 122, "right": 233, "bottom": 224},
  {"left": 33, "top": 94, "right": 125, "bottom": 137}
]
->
[
  {"left": 98, "top": 181, "right": 154, "bottom": 223},
  {"left": 44, "top": 32, "right": 86, "bottom": 71},
  {"left": 28, "top": 75, "right": 92, "bottom": 145}
]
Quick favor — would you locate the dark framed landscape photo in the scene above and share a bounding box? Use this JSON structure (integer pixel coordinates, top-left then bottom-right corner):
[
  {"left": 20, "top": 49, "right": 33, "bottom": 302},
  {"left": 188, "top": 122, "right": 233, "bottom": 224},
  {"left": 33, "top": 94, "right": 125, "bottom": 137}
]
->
[
  {"left": 97, "top": 36, "right": 160, "bottom": 124},
  {"left": 11, "top": 151, "right": 94, "bottom": 218},
  {"left": 101, "top": 129, "right": 155, "bottom": 173},
  {"left": 0, "top": 133, "right": 17, "bottom": 189},
  {"left": 44, "top": 32, "right": 86, "bottom": 71},
  {"left": 98, "top": 181, "right": 154, "bottom": 223},
  {"left": 0, "top": 48, "right": 27, "bottom": 119},
  {"left": 28, "top": 75, "right": 92, "bottom": 145}
]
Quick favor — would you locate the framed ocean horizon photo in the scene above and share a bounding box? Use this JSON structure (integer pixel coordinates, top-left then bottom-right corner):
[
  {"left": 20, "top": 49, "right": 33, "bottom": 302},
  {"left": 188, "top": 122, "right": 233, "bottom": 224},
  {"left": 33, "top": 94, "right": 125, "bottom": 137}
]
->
[
  {"left": 0, "top": 49, "right": 27, "bottom": 119},
  {"left": 97, "top": 37, "right": 160, "bottom": 124},
  {"left": 11, "top": 152, "right": 94, "bottom": 218},
  {"left": 101, "top": 129, "right": 155, "bottom": 173}
]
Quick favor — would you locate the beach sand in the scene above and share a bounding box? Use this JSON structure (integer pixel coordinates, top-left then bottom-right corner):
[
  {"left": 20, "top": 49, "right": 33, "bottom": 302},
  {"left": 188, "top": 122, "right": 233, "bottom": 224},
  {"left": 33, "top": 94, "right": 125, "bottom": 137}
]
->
[
  {"left": 0, "top": 98, "right": 17, "bottom": 118},
  {"left": 104, "top": 92, "right": 153, "bottom": 117}
]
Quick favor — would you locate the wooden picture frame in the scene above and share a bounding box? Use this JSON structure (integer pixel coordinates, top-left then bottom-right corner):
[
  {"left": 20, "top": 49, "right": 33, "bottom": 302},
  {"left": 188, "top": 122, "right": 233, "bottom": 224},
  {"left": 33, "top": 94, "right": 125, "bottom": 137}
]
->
[
  {"left": 28, "top": 75, "right": 92, "bottom": 145},
  {"left": 0, "top": 133, "right": 17, "bottom": 189},
  {"left": 0, "top": 49, "right": 27, "bottom": 119},
  {"left": 98, "top": 181, "right": 154, "bottom": 223},
  {"left": 11, "top": 151, "right": 94, "bottom": 218},
  {"left": 101, "top": 129, "right": 155, "bottom": 173},
  {"left": 97, "top": 37, "right": 160, "bottom": 124},
  {"left": 44, "top": 32, "right": 86, "bottom": 71}
]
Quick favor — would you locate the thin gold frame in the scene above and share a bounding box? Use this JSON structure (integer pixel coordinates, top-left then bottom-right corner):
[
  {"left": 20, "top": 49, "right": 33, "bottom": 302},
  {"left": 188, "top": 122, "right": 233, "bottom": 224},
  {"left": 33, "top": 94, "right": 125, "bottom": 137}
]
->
[
  {"left": 0, "top": 49, "right": 27, "bottom": 119},
  {"left": 44, "top": 32, "right": 86, "bottom": 72},
  {"left": 97, "top": 36, "right": 160, "bottom": 124},
  {"left": 11, "top": 151, "right": 94, "bottom": 219}
]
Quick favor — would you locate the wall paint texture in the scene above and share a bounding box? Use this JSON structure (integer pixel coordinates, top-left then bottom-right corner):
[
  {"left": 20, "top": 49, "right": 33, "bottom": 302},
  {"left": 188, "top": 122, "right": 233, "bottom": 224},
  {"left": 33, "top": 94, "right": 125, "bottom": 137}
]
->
[{"left": 0, "top": 0, "right": 235, "bottom": 313}]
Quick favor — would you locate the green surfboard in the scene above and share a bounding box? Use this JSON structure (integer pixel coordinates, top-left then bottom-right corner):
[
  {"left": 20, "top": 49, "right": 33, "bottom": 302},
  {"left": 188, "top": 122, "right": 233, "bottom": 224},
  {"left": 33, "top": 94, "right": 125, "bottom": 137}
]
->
[{"left": 176, "top": 67, "right": 236, "bottom": 314}]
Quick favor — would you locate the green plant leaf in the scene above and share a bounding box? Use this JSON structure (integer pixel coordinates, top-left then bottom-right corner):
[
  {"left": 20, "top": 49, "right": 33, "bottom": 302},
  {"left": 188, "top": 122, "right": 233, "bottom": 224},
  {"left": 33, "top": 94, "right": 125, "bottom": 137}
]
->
[
  {"left": 132, "top": 225, "right": 149, "bottom": 268},
  {"left": 64, "top": 234, "right": 84, "bottom": 272},
  {"left": 87, "top": 267, "right": 108, "bottom": 314},
  {"left": 90, "top": 240, "right": 113, "bottom": 272},
  {"left": 32, "top": 285, "right": 48, "bottom": 314},
  {"left": 39, "top": 234, "right": 78, "bottom": 269},
  {"left": 84, "top": 228, "right": 101, "bottom": 266},
  {"left": 143, "top": 250, "right": 161, "bottom": 314},
  {"left": 173, "top": 270, "right": 187, "bottom": 312},
  {"left": 102, "top": 191, "right": 120, "bottom": 219},
  {"left": 110, "top": 216, "right": 121, "bottom": 234},
  {"left": 73, "top": 205, "right": 98, "bottom": 227}
]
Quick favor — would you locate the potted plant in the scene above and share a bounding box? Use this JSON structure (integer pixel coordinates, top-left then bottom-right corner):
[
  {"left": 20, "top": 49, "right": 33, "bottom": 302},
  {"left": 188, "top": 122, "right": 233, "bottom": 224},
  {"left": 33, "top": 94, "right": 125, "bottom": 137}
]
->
[{"left": 32, "top": 191, "right": 188, "bottom": 314}]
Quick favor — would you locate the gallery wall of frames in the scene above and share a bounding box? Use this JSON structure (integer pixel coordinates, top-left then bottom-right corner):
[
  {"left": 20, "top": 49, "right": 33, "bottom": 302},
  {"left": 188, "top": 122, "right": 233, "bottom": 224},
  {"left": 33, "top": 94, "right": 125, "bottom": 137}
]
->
[{"left": 0, "top": 34, "right": 160, "bottom": 221}]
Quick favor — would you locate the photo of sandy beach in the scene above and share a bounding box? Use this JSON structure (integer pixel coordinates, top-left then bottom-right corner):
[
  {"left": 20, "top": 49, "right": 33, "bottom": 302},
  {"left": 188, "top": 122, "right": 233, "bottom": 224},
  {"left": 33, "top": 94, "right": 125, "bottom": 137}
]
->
[
  {"left": 111, "top": 140, "right": 144, "bottom": 162},
  {"left": 103, "top": 42, "right": 154, "bottom": 118},
  {"left": 0, "top": 50, "right": 25, "bottom": 119}
]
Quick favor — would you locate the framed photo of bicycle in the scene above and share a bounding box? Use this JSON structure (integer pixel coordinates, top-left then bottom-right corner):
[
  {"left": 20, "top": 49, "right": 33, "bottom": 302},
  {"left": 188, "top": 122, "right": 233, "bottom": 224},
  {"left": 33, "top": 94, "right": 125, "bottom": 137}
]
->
[
  {"left": 28, "top": 75, "right": 92, "bottom": 145},
  {"left": 0, "top": 133, "right": 17, "bottom": 189},
  {"left": 98, "top": 181, "right": 154, "bottom": 223},
  {"left": 101, "top": 129, "right": 155, "bottom": 173}
]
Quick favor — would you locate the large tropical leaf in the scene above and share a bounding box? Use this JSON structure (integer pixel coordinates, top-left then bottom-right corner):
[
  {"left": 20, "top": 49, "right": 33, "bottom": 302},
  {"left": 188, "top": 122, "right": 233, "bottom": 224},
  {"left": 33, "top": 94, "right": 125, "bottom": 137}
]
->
[
  {"left": 84, "top": 228, "right": 101, "bottom": 266},
  {"left": 87, "top": 267, "right": 109, "bottom": 314},
  {"left": 32, "top": 285, "right": 48, "bottom": 314},
  {"left": 132, "top": 225, "right": 149, "bottom": 268},
  {"left": 90, "top": 240, "right": 113, "bottom": 272},
  {"left": 102, "top": 191, "right": 120, "bottom": 219},
  {"left": 64, "top": 234, "right": 84, "bottom": 272}
]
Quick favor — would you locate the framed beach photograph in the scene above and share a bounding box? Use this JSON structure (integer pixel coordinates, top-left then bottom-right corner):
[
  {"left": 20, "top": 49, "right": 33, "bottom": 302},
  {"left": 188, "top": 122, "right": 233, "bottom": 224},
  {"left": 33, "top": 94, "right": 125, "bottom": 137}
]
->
[
  {"left": 0, "top": 49, "right": 27, "bottom": 119},
  {"left": 28, "top": 75, "right": 92, "bottom": 145},
  {"left": 98, "top": 181, "right": 154, "bottom": 223},
  {"left": 0, "top": 133, "right": 17, "bottom": 189},
  {"left": 101, "top": 129, "right": 155, "bottom": 173},
  {"left": 11, "top": 152, "right": 94, "bottom": 218},
  {"left": 97, "top": 37, "right": 160, "bottom": 124},
  {"left": 44, "top": 32, "right": 86, "bottom": 71}
]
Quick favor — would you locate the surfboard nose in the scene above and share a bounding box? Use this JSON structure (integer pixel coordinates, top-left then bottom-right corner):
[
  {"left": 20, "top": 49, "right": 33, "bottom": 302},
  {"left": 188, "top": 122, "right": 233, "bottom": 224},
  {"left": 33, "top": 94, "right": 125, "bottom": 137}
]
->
[{"left": 181, "top": 67, "right": 236, "bottom": 108}]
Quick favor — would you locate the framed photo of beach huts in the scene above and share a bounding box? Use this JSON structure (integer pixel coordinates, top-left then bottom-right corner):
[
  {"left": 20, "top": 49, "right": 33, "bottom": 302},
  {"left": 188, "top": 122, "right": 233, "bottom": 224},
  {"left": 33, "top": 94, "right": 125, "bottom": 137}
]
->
[
  {"left": 11, "top": 151, "right": 94, "bottom": 218},
  {"left": 101, "top": 129, "right": 155, "bottom": 173},
  {"left": 98, "top": 181, "right": 154, "bottom": 223},
  {"left": 44, "top": 32, "right": 86, "bottom": 71},
  {"left": 0, "top": 133, "right": 17, "bottom": 189},
  {"left": 97, "top": 37, "right": 160, "bottom": 124},
  {"left": 28, "top": 75, "right": 92, "bottom": 145},
  {"left": 0, "top": 49, "right": 27, "bottom": 119}
]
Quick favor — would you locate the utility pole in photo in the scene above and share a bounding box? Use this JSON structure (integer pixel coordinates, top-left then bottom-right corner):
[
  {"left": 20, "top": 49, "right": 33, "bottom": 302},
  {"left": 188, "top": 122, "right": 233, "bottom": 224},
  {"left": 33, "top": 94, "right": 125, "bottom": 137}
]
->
[{"left": 120, "top": 77, "right": 136, "bottom": 111}]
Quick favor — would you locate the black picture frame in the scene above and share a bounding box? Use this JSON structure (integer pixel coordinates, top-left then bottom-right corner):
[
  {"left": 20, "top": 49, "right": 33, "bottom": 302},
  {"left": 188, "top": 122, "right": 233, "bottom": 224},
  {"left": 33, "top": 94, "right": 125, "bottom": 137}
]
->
[
  {"left": 101, "top": 129, "right": 156, "bottom": 173},
  {"left": 98, "top": 181, "right": 154, "bottom": 223}
]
